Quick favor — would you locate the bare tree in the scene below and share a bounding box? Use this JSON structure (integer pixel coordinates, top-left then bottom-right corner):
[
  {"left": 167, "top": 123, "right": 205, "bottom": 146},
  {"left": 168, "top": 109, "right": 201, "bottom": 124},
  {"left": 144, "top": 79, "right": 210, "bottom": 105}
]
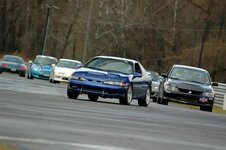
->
[
  {"left": 82, "top": 0, "right": 94, "bottom": 62},
  {"left": 61, "top": 0, "right": 81, "bottom": 58}
]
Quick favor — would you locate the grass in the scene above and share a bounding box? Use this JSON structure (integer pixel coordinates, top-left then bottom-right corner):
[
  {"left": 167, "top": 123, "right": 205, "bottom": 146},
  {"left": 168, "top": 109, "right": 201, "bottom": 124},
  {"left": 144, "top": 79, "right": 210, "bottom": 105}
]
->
[
  {"left": 171, "top": 103, "right": 226, "bottom": 114},
  {"left": 0, "top": 145, "right": 17, "bottom": 150}
]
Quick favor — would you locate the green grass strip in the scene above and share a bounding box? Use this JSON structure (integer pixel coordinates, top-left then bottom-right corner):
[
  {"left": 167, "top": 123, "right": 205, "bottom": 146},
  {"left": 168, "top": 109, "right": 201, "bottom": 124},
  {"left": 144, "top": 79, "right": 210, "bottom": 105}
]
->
[
  {"left": 171, "top": 103, "right": 226, "bottom": 114},
  {"left": 0, "top": 144, "right": 18, "bottom": 150}
]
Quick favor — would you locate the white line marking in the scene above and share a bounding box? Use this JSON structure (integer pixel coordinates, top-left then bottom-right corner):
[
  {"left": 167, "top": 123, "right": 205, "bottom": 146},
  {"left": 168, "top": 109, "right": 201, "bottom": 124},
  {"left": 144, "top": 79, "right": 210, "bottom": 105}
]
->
[{"left": 0, "top": 135, "right": 133, "bottom": 150}]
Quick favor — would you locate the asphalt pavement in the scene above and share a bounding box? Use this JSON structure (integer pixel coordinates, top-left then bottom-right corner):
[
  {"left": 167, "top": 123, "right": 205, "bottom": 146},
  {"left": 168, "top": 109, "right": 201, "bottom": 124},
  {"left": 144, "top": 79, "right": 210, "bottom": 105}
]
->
[{"left": 0, "top": 73, "right": 226, "bottom": 150}]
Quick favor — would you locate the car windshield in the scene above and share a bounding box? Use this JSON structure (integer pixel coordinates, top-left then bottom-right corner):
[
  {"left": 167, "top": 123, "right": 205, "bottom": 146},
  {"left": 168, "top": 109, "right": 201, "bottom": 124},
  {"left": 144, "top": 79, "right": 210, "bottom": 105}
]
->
[
  {"left": 84, "top": 57, "right": 134, "bottom": 75},
  {"left": 169, "top": 67, "right": 211, "bottom": 84},
  {"left": 57, "top": 60, "right": 81, "bottom": 69},
  {"left": 3, "top": 55, "right": 24, "bottom": 64},
  {"left": 34, "top": 57, "right": 57, "bottom": 65},
  {"left": 147, "top": 71, "right": 159, "bottom": 81}
]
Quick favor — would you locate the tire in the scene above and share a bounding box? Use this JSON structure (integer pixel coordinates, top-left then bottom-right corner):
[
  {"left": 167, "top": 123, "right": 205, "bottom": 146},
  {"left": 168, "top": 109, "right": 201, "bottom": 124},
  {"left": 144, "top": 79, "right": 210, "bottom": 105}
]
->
[
  {"left": 19, "top": 74, "right": 25, "bottom": 77},
  {"left": 200, "top": 105, "right": 213, "bottom": 112},
  {"left": 27, "top": 71, "right": 33, "bottom": 79},
  {"left": 138, "top": 87, "right": 151, "bottom": 107},
  {"left": 49, "top": 79, "right": 58, "bottom": 83},
  {"left": 19, "top": 72, "right": 26, "bottom": 77},
  {"left": 67, "top": 90, "right": 79, "bottom": 99},
  {"left": 157, "top": 84, "right": 168, "bottom": 105},
  {"left": 49, "top": 79, "right": 53, "bottom": 83},
  {"left": 67, "top": 85, "right": 79, "bottom": 99},
  {"left": 119, "top": 84, "right": 133, "bottom": 105},
  {"left": 88, "top": 95, "right": 99, "bottom": 101},
  {"left": 152, "top": 97, "right": 157, "bottom": 102}
]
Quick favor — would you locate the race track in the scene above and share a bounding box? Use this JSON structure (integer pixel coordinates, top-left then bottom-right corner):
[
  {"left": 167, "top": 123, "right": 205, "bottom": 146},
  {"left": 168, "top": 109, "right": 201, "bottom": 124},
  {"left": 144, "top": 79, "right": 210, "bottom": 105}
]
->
[{"left": 0, "top": 73, "right": 226, "bottom": 150}]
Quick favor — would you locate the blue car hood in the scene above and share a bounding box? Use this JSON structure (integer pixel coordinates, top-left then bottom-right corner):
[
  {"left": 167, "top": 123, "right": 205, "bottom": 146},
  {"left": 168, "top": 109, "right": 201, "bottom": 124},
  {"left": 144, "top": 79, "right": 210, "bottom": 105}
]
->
[
  {"left": 73, "top": 67, "right": 131, "bottom": 82},
  {"left": 33, "top": 64, "right": 52, "bottom": 71}
]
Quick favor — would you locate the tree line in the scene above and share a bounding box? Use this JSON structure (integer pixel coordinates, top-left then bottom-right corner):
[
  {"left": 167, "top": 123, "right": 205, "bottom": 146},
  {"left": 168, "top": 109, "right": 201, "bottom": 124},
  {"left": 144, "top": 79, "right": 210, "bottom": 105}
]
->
[{"left": 0, "top": 0, "right": 226, "bottom": 82}]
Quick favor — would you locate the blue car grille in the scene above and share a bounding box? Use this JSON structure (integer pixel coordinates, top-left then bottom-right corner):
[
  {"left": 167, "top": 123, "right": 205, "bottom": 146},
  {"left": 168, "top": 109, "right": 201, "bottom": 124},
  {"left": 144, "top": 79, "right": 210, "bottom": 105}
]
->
[
  {"left": 70, "top": 85, "right": 123, "bottom": 97},
  {"left": 82, "top": 87, "right": 103, "bottom": 94}
]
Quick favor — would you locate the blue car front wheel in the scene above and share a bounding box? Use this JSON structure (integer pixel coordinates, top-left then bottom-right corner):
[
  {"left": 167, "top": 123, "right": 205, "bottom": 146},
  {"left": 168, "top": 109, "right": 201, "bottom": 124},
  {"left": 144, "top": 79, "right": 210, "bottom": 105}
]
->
[
  {"left": 67, "top": 85, "right": 79, "bottom": 99},
  {"left": 119, "top": 84, "right": 133, "bottom": 105}
]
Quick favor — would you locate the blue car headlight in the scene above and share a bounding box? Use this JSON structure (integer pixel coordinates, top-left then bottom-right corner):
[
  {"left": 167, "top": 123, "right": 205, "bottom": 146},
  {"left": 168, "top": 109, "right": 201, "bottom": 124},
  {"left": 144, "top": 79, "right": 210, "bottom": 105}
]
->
[
  {"left": 103, "top": 81, "right": 128, "bottom": 87},
  {"left": 71, "top": 75, "right": 87, "bottom": 81},
  {"left": 32, "top": 65, "right": 41, "bottom": 72}
]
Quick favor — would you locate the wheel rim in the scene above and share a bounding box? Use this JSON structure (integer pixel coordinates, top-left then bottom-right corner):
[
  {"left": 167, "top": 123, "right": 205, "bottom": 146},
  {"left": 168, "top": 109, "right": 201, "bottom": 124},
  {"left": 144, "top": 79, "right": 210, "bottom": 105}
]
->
[
  {"left": 127, "top": 86, "right": 132, "bottom": 104},
  {"left": 159, "top": 84, "right": 164, "bottom": 102},
  {"left": 145, "top": 88, "right": 150, "bottom": 104}
]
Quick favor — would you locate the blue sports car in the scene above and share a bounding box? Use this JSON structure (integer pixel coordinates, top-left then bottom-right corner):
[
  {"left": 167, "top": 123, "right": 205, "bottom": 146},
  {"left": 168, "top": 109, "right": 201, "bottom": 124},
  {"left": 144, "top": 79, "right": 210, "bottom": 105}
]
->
[
  {"left": 27, "top": 55, "right": 58, "bottom": 80},
  {"left": 67, "top": 56, "right": 152, "bottom": 106}
]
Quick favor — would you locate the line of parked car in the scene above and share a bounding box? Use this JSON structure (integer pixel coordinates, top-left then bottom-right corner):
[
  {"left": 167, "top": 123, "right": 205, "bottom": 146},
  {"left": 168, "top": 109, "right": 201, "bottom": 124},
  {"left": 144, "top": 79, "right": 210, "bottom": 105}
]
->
[{"left": 0, "top": 54, "right": 218, "bottom": 112}]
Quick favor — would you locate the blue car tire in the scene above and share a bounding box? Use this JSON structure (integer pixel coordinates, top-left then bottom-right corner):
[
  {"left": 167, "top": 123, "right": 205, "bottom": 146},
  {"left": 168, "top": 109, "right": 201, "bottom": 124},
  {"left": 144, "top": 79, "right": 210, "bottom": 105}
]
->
[
  {"left": 67, "top": 85, "right": 79, "bottom": 99},
  {"left": 88, "top": 95, "right": 99, "bottom": 101},
  {"left": 119, "top": 84, "right": 133, "bottom": 105},
  {"left": 138, "top": 87, "right": 151, "bottom": 107}
]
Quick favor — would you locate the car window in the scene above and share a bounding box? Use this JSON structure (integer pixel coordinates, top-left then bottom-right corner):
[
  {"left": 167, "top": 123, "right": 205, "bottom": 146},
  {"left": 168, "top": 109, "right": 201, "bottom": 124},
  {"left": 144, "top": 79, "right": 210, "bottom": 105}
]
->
[
  {"left": 85, "top": 57, "right": 134, "bottom": 75},
  {"left": 135, "top": 63, "right": 142, "bottom": 74},
  {"left": 147, "top": 71, "right": 159, "bottom": 81},
  {"left": 169, "top": 67, "right": 211, "bottom": 84},
  {"left": 34, "top": 57, "right": 57, "bottom": 65},
  {"left": 3, "top": 55, "right": 24, "bottom": 64},
  {"left": 151, "top": 73, "right": 159, "bottom": 81},
  {"left": 57, "top": 60, "right": 81, "bottom": 69}
]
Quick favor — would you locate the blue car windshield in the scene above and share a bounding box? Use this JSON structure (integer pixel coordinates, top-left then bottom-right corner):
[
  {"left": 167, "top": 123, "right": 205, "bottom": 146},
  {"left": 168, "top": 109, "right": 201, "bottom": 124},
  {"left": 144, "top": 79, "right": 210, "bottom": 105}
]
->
[
  {"left": 169, "top": 67, "right": 211, "bottom": 85},
  {"left": 85, "top": 57, "right": 134, "bottom": 75},
  {"left": 34, "top": 57, "right": 57, "bottom": 65},
  {"left": 3, "top": 55, "right": 24, "bottom": 64},
  {"left": 57, "top": 60, "right": 81, "bottom": 69}
]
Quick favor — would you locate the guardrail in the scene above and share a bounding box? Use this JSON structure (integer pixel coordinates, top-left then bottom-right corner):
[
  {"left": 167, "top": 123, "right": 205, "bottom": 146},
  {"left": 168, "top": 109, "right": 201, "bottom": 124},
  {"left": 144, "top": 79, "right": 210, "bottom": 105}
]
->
[{"left": 213, "top": 83, "right": 226, "bottom": 106}]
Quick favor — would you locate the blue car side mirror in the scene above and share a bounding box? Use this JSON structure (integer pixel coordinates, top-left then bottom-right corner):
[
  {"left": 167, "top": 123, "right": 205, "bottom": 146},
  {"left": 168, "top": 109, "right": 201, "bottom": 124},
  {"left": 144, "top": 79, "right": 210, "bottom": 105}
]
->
[
  {"left": 77, "top": 65, "right": 83, "bottom": 69},
  {"left": 133, "top": 72, "right": 142, "bottom": 79}
]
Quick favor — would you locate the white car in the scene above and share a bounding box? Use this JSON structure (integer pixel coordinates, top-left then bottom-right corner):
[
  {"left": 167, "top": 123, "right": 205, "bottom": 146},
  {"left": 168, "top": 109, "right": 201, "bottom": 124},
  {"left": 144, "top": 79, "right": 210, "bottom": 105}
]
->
[{"left": 49, "top": 59, "right": 82, "bottom": 83}]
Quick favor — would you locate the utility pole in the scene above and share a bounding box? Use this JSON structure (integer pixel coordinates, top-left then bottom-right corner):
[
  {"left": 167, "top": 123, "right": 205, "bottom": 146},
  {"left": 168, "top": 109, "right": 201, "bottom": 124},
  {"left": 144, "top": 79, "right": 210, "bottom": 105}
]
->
[{"left": 41, "top": 4, "right": 59, "bottom": 55}]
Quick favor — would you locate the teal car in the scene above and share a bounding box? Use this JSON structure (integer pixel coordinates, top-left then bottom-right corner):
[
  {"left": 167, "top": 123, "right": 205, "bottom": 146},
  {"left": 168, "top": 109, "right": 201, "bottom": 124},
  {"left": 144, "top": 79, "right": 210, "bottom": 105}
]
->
[
  {"left": 0, "top": 55, "right": 27, "bottom": 77},
  {"left": 27, "top": 55, "right": 58, "bottom": 80}
]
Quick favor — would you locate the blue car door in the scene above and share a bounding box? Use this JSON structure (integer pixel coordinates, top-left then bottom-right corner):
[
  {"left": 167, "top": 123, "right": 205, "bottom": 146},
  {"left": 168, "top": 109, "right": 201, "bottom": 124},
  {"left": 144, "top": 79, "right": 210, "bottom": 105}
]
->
[{"left": 131, "top": 63, "right": 149, "bottom": 98}]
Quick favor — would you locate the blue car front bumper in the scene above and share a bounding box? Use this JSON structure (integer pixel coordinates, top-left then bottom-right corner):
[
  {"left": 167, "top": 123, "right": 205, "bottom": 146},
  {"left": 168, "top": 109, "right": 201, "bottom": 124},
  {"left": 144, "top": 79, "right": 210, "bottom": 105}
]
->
[
  {"left": 32, "top": 70, "right": 51, "bottom": 80},
  {"left": 68, "top": 80, "right": 128, "bottom": 99}
]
